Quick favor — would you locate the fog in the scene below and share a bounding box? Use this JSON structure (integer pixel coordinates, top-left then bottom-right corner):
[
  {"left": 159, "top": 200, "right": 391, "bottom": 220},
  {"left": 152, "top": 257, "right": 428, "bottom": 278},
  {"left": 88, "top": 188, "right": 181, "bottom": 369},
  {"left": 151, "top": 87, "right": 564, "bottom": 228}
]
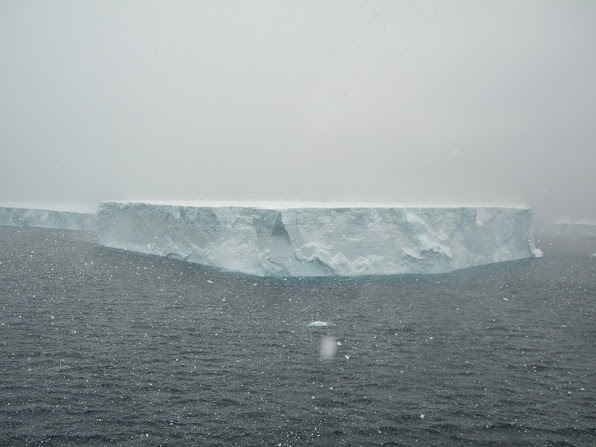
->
[{"left": 1, "top": 1, "right": 594, "bottom": 225}]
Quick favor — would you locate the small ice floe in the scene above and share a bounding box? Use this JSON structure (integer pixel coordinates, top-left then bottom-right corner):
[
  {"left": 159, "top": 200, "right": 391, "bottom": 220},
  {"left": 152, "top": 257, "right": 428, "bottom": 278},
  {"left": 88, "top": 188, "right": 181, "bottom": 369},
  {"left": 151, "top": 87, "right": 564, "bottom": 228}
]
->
[
  {"left": 320, "top": 335, "right": 337, "bottom": 361},
  {"left": 307, "top": 321, "right": 328, "bottom": 327},
  {"left": 533, "top": 248, "right": 544, "bottom": 258}
]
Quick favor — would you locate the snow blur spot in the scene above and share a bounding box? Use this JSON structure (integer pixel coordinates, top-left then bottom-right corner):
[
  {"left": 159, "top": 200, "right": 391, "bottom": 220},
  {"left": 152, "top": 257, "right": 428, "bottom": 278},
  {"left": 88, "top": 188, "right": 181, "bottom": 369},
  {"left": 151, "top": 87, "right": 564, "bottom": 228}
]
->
[{"left": 320, "top": 335, "right": 337, "bottom": 361}]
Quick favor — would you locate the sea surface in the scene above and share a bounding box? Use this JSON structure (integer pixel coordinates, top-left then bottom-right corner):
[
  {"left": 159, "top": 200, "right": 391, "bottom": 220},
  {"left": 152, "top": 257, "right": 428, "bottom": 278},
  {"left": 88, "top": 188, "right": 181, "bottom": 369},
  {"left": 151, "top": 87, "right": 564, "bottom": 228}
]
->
[{"left": 0, "top": 227, "right": 595, "bottom": 446}]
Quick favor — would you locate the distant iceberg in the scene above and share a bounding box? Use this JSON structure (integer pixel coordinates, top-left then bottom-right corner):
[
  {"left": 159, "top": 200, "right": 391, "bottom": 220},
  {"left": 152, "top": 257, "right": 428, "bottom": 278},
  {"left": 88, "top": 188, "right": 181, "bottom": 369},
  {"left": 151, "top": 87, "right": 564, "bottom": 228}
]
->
[
  {"left": 97, "top": 201, "right": 542, "bottom": 277},
  {"left": 549, "top": 217, "right": 596, "bottom": 238},
  {"left": 0, "top": 203, "right": 96, "bottom": 231}
]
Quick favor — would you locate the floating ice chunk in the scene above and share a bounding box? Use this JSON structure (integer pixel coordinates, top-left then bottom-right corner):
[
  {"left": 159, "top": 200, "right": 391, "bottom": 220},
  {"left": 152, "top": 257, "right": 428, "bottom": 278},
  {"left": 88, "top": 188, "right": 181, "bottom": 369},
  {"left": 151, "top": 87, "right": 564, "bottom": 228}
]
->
[
  {"left": 320, "top": 335, "right": 337, "bottom": 360},
  {"left": 533, "top": 248, "right": 544, "bottom": 258},
  {"left": 307, "top": 321, "right": 328, "bottom": 327}
]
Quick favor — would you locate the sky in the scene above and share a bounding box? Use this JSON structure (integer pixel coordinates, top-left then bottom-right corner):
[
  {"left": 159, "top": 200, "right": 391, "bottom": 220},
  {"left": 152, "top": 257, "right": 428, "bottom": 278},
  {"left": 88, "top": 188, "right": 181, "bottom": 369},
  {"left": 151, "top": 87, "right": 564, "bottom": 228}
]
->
[{"left": 0, "top": 1, "right": 594, "bottom": 224}]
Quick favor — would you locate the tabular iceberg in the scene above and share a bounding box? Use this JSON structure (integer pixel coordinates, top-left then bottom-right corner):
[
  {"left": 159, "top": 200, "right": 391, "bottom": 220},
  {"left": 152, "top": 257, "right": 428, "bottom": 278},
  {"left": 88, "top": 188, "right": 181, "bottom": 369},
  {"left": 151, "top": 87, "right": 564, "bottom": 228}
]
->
[
  {"left": 0, "top": 204, "right": 96, "bottom": 231},
  {"left": 549, "top": 218, "right": 596, "bottom": 238},
  {"left": 97, "top": 201, "right": 542, "bottom": 277}
]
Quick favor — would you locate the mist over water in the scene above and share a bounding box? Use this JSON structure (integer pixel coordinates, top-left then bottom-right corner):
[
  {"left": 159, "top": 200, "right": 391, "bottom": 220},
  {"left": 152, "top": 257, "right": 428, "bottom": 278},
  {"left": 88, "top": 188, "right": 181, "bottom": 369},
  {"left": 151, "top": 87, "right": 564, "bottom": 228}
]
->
[{"left": 1, "top": 2, "right": 595, "bottom": 223}]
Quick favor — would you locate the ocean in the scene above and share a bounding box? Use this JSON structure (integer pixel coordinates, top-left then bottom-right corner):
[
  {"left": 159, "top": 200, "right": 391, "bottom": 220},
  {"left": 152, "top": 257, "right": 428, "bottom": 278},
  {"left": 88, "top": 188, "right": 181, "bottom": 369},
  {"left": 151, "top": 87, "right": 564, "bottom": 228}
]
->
[{"left": 0, "top": 227, "right": 594, "bottom": 446}]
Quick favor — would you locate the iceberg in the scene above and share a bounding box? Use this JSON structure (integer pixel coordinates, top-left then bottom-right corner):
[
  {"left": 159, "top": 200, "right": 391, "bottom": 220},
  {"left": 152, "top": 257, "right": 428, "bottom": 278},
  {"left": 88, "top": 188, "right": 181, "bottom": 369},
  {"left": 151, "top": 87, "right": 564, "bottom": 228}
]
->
[
  {"left": 549, "top": 217, "right": 596, "bottom": 238},
  {"left": 0, "top": 204, "right": 96, "bottom": 231},
  {"left": 97, "top": 201, "right": 542, "bottom": 277}
]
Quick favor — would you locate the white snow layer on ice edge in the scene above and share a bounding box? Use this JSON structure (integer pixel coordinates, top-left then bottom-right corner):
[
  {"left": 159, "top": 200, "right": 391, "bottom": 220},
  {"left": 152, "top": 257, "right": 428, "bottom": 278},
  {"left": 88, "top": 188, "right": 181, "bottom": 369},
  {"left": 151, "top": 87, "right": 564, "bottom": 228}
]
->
[
  {"left": 107, "top": 200, "right": 531, "bottom": 210},
  {"left": 98, "top": 201, "right": 543, "bottom": 277}
]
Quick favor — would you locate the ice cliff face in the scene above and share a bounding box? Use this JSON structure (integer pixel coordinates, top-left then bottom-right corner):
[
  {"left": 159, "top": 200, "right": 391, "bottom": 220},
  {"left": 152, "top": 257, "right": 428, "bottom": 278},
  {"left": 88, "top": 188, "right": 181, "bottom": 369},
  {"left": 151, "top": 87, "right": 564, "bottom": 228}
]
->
[
  {"left": 0, "top": 206, "right": 96, "bottom": 231},
  {"left": 98, "top": 202, "right": 542, "bottom": 277}
]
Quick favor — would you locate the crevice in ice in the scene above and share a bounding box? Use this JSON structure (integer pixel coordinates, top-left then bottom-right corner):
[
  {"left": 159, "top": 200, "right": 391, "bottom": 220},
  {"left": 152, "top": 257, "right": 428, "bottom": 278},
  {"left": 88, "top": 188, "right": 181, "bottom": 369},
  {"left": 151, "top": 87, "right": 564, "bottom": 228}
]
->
[{"left": 270, "top": 214, "right": 290, "bottom": 242}]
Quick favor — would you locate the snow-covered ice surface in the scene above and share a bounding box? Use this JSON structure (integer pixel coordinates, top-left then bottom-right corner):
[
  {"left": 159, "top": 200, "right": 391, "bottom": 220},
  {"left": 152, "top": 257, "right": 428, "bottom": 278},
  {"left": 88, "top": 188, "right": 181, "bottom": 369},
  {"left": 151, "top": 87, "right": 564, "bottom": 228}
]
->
[
  {"left": 0, "top": 204, "right": 97, "bottom": 231},
  {"left": 98, "top": 201, "right": 542, "bottom": 277}
]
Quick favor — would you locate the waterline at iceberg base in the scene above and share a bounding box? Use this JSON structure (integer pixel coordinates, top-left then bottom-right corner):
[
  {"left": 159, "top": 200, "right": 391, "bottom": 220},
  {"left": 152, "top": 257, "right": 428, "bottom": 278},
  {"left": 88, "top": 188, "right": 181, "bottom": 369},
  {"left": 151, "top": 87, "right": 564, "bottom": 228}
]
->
[{"left": 97, "top": 201, "right": 543, "bottom": 277}]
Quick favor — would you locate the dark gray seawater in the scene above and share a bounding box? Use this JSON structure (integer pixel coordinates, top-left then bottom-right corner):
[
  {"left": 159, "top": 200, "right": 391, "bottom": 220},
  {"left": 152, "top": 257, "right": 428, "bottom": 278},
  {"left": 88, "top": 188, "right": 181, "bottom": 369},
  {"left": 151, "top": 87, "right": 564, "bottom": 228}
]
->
[{"left": 0, "top": 227, "right": 595, "bottom": 447}]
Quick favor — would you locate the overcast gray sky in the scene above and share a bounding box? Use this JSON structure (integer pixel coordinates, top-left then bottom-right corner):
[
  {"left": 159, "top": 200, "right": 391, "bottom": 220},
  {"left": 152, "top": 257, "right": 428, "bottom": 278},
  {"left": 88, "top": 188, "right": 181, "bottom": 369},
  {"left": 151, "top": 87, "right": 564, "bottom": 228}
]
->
[{"left": 1, "top": 0, "right": 594, "bottom": 224}]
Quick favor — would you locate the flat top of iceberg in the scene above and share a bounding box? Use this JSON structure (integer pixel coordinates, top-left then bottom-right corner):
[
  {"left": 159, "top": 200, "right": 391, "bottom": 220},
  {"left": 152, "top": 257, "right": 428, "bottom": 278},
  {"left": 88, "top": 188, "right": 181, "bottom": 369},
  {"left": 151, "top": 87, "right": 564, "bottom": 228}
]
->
[
  {"left": 105, "top": 200, "right": 531, "bottom": 210},
  {"left": 0, "top": 202, "right": 97, "bottom": 213}
]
